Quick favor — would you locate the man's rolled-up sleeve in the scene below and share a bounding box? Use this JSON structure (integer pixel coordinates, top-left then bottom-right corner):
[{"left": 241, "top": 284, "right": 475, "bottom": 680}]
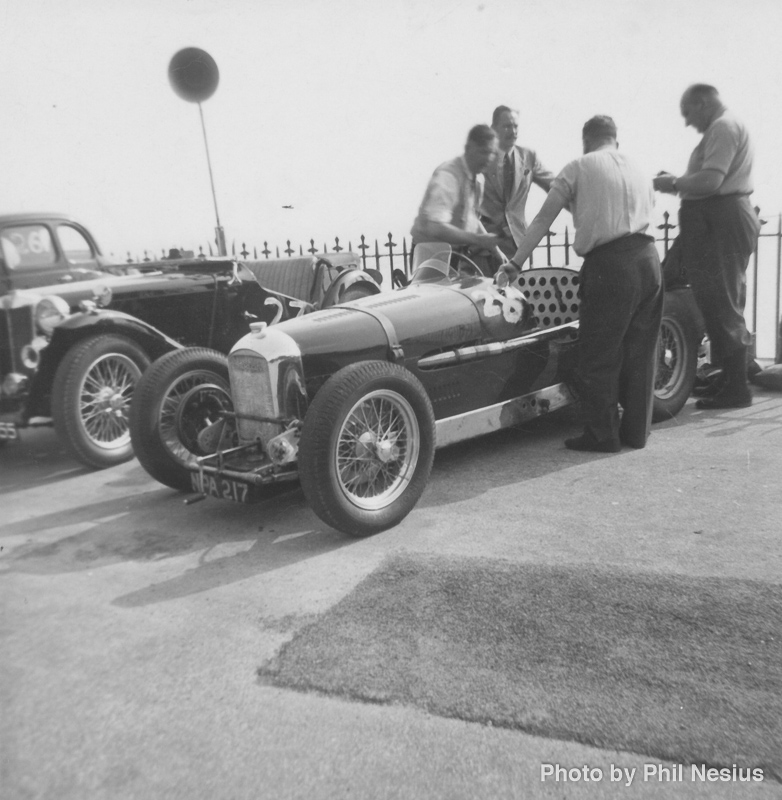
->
[
  {"left": 420, "top": 171, "right": 460, "bottom": 224},
  {"left": 550, "top": 162, "right": 576, "bottom": 206}
]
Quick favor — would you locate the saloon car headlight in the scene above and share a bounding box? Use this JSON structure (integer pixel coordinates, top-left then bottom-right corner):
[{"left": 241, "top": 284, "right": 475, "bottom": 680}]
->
[{"left": 35, "top": 295, "right": 71, "bottom": 335}]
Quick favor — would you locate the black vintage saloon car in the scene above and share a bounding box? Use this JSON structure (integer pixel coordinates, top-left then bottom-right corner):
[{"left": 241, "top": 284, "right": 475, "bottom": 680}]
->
[
  {"left": 1, "top": 217, "right": 381, "bottom": 467},
  {"left": 0, "top": 212, "right": 110, "bottom": 293}
]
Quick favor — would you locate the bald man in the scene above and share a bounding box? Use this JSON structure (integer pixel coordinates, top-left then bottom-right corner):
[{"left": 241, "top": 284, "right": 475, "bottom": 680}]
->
[{"left": 653, "top": 84, "right": 760, "bottom": 409}]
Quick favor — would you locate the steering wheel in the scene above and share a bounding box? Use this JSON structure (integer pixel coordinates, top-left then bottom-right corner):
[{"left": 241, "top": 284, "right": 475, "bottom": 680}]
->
[{"left": 449, "top": 251, "right": 485, "bottom": 279}]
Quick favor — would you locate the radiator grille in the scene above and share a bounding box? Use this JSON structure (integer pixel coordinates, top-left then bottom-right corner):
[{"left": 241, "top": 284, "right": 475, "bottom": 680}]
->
[{"left": 228, "top": 350, "right": 277, "bottom": 445}]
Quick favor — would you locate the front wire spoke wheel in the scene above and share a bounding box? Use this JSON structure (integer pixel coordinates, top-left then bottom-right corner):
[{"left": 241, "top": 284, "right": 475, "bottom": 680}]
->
[
  {"left": 129, "top": 349, "right": 232, "bottom": 491},
  {"left": 335, "top": 389, "right": 419, "bottom": 510},
  {"left": 298, "top": 361, "right": 436, "bottom": 537}
]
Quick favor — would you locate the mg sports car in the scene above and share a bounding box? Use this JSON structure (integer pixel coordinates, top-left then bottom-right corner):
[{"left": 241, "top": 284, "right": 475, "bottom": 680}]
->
[
  {"left": 1, "top": 243, "right": 380, "bottom": 467},
  {"left": 129, "top": 251, "right": 701, "bottom": 537}
]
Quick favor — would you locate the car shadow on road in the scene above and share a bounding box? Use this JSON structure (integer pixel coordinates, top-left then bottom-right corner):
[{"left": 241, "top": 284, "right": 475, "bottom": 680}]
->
[
  {"left": 2, "top": 476, "right": 353, "bottom": 602},
  {"left": 417, "top": 392, "right": 782, "bottom": 512},
  {"left": 6, "top": 393, "right": 780, "bottom": 607},
  {"left": 418, "top": 405, "right": 601, "bottom": 512},
  {"left": 111, "top": 510, "right": 354, "bottom": 608},
  {"left": 652, "top": 391, "right": 782, "bottom": 438},
  {"left": 0, "top": 428, "right": 94, "bottom": 494}
]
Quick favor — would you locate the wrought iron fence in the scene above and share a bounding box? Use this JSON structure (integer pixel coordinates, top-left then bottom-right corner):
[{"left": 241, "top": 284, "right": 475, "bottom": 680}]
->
[{"left": 124, "top": 209, "right": 782, "bottom": 362}]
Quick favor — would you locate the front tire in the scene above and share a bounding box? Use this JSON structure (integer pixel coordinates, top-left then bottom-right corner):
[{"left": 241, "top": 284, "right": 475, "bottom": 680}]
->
[
  {"left": 298, "top": 361, "right": 435, "bottom": 537},
  {"left": 652, "top": 289, "right": 703, "bottom": 422},
  {"left": 129, "top": 348, "right": 231, "bottom": 490},
  {"left": 51, "top": 335, "right": 151, "bottom": 469}
]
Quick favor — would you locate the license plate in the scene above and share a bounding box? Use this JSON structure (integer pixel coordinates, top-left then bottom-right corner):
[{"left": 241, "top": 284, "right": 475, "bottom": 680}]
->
[
  {"left": 190, "top": 471, "right": 254, "bottom": 503},
  {"left": 0, "top": 422, "right": 18, "bottom": 441}
]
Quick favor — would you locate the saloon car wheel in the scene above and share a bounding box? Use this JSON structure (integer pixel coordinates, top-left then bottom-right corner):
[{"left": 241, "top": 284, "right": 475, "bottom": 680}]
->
[
  {"left": 298, "top": 361, "right": 436, "bottom": 537},
  {"left": 51, "top": 335, "right": 151, "bottom": 469},
  {"left": 129, "top": 348, "right": 232, "bottom": 491},
  {"left": 652, "top": 289, "right": 703, "bottom": 422}
]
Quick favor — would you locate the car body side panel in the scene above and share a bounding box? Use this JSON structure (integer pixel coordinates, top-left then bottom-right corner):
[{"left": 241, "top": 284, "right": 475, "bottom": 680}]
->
[
  {"left": 277, "top": 307, "right": 391, "bottom": 385},
  {"left": 269, "top": 280, "right": 576, "bottom": 420}
]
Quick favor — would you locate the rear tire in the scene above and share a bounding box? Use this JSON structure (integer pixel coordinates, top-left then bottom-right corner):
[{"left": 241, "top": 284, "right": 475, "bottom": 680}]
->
[
  {"left": 129, "top": 348, "right": 231, "bottom": 490},
  {"left": 652, "top": 289, "right": 703, "bottom": 422},
  {"left": 52, "top": 334, "right": 151, "bottom": 469},
  {"left": 298, "top": 361, "right": 435, "bottom": 537}
]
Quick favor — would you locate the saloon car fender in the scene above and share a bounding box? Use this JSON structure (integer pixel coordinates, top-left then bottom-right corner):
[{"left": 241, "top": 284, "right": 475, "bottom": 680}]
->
[
  {"left": 48, "top": 308, "right": 183, "bottom": 355},
  {"left": 24, "top": 310, "right": 184, "bottom": 415}
]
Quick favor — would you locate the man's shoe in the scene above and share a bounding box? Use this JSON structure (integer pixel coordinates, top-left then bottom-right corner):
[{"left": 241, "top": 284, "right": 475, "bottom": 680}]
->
[
  {"left": 564, "top": 434, "right": 621, "bottom": 453},
  {"left": 695, "top": 390, "right": 753, "bottom": 410},
  {"left": 692, "top": 373, "right": 726, "bottom": 397},
  {"left": 696, "top": 347, "right": 753, "bottom": 409}
]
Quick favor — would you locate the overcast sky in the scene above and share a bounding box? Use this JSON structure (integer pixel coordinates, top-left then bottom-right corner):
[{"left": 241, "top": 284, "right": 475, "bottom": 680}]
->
[{"left": 2, "top": 0, "right": 781, "bottom": 261}]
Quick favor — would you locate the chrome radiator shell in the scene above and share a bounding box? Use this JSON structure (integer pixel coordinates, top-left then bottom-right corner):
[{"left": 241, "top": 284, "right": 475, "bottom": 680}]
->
[{"left": 228, "top": 326, "right": 307, "bottom": 447}]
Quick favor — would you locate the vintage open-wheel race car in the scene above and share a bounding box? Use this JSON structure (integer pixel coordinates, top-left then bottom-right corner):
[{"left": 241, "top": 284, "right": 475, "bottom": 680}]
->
[{"left": 129, "top": 249, "right": 703, "bottom": 537}]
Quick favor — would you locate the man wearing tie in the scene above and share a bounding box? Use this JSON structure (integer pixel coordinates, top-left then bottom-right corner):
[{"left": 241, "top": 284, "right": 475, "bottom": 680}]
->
[{"left": 481, "top": 105, "right": 556, "bottom": 261}]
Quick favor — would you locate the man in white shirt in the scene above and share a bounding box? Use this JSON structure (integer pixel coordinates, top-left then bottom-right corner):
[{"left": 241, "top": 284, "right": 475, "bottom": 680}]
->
[
  {"left": 503, "top": 115, "right": 663, "bottom": 452},
  {"left": 411, "top": 125, "right": 501, "bottom": 273}
]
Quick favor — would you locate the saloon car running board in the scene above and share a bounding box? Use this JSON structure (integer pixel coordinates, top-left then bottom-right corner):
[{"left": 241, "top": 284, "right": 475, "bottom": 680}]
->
[{"left": 435, "top": 382, "right": 576, "bottom": 449}]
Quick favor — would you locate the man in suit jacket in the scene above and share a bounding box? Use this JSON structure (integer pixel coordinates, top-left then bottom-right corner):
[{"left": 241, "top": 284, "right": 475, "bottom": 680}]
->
[{"left": 481, "top": 105, "right": 556, "bottom": 260}]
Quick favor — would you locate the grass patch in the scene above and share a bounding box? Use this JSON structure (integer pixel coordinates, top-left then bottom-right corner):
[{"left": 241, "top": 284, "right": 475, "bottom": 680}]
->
[{"left": 260, "top": 552, "right": 782, "bottom": 777}]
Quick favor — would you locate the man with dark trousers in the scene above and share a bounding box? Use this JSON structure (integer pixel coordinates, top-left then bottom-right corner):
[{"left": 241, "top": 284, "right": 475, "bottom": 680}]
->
[
  {"left": 502, "top": 115, "right": 663, "bottom": 452},
  {"left": 653, "top": 84, "right": 760, "bottom": 409}
]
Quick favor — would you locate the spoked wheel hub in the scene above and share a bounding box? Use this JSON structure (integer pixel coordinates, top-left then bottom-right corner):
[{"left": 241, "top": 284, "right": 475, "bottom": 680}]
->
[
  {"left": 336, "top": 389, "right": 419, "bottom": 511},
  {"left": 79, "top": 353, "right": 143, "bottom": 448}
]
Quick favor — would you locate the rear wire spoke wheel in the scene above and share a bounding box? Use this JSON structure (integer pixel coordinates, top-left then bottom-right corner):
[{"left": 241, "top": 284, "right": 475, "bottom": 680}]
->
[
  {"left": 652, "top": 289, "right": 703, "bottom": 422},
  {"left": 52, "top": 334, "right": 151, "bottom": 468},
  {"left": 656, "top": 319, "right": 685, "bottom": 398},
  {"left": 129, "top": 348, "right": 231, "bottom": 490},
  {"left": 299, "top": 361, "right": 435, "bottom": 537}
]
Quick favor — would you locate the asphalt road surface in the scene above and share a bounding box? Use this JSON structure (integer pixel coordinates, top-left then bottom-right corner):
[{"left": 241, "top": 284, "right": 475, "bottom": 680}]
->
[{"left": 2, "top": 391, "right": 781, "bottom": 800}]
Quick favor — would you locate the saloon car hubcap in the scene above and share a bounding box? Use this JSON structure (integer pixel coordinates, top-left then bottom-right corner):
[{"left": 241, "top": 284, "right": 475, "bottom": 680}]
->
[
  {"left": 335, "top": 390, "right": 420, "bottom": 510},
  {"left": 656, "top": 319, "right": 684, "bottom": 399},
  {"left": 79, "top": 354, "right": 142, "bottom": 448}
]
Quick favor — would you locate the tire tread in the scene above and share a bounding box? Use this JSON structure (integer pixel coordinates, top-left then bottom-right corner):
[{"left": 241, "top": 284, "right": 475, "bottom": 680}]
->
[{"left": 299, "top": 361, "right": 435, "bottom": 536}]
